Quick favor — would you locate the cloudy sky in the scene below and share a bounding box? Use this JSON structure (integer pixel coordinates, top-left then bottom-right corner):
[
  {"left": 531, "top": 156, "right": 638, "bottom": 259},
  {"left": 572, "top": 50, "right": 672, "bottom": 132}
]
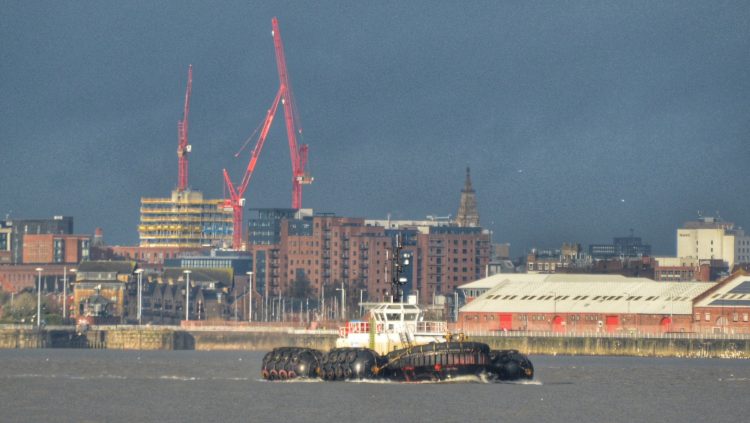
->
[{"left": 1, "top": 1, "right": 749, "bottom": 256}]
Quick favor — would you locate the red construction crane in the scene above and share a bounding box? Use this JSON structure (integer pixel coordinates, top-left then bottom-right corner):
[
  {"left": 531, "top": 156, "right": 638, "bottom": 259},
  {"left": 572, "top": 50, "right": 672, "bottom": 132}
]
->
[
  {"left": 177, "top": 65, "right": 193, "bottom": 191},
  {"left": 222, "top": 18, "right": 312, "bottom": 250},
  {"left": 271, "top": 17, "right": 313, "bottom": 209},
  {"left": 223, "top": 88, "right": 283, "bottom": 250}
]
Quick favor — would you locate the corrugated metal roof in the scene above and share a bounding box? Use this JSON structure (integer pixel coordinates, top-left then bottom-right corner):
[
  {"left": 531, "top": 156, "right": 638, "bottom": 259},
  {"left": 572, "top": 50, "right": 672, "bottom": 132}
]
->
[
  {"left": 459, "top": 273, "right": 714, "bottom": 315},
  {"left": 694, "top": 273, "right": 750, "bottom": 308}
]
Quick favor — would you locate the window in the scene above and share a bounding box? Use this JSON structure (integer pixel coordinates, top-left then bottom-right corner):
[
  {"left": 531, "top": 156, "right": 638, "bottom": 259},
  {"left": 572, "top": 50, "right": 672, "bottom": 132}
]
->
[{"left": 704, "top": 312, "right": 710, "bottom": 322}]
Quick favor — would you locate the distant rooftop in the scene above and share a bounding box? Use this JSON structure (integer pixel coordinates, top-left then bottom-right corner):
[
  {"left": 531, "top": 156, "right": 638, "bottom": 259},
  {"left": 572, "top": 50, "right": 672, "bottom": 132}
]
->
[{"left": 682, "top": 215, "right": 735, "bottom": 230}]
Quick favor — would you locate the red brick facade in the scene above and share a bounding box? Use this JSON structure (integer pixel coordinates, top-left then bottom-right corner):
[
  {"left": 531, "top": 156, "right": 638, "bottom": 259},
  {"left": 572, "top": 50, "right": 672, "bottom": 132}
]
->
[
  {"left": 250, "top": 215, "right": 490, "bottom": 306},
  {"left": 458, "top": 311, "right": 693, "bottom": 334},
  {"left": 22, "top": 234, "right": 90, "bottom": 264}
]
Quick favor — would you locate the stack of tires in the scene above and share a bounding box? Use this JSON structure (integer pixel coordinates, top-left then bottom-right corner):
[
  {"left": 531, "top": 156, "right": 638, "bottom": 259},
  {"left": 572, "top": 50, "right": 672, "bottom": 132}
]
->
[
  {"left": 486, "top": 349, "right": 534, "bottom": 381},
  {"left": 261, "top": 347, "right": 323, "bottom": 381},
  {"left": 319, "top": 348, "right": 383, "bottom": 381}
]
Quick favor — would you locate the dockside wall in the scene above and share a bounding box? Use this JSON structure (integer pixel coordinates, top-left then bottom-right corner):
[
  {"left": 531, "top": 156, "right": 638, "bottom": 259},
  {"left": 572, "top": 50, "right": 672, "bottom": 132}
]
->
[{"left": 1, "top": 327, "right": 747, "bottom": 359}]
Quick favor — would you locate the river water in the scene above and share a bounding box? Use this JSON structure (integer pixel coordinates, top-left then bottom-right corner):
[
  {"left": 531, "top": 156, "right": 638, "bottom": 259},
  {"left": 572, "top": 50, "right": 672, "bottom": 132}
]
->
[{"left": 0, "top": 349, "right": 747, "bottom": 423}]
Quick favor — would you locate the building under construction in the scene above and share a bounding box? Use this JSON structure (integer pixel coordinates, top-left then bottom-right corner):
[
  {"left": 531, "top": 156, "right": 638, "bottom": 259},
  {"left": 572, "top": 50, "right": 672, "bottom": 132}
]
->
[
  {"left": 139, "top": 189, "right": 233, "bottom": 248},
  {"left": 135, "top": 63, "right": 233, "bottom": 250}
]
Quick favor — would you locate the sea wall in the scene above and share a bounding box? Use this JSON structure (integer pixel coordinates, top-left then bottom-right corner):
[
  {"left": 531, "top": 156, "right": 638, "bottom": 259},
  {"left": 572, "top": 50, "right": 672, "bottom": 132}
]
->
[
  {"left": 0, "top": 328, "right": 45, "bottom": 349},
  {"left": 1, "top": 327, "right": 748, "bottom": 358},
  {"left": 189, "top": 330, "right": 337, "bottom": 351},
  {"left": 472, "top": 335, "right": 750, "bottom": 359},
  {"left": 0, "top": 328, "right": 194, "bottom": 350}
]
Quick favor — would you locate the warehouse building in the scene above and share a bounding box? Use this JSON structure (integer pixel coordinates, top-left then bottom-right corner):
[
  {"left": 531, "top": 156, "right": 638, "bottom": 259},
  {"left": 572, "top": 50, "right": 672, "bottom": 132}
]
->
[{"left": 457, "top": 274, "right": 718, "bottom": 334}]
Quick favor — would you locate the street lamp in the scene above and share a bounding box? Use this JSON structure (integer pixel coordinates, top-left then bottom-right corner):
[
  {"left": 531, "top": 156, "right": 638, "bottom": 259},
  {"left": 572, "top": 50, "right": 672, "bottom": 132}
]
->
[
  {"left": 135, "top": 269, "right": 144, "bottom": 325},
  {"left": 359, "top": 289, "right": 365, "bottom": 318},
  {"left": 669, "top": 292, "right": 674, "bottom": 332},
  {"left": 623, "top": 291, "right": 631, "bottom": 313},
  {"left": 246, "top": 271, "right": 253, "bottom": 322},
  {"left": 623, "top": 292, "right": 631, "bottom": 332},
  {"left": 549, "top": 290, "right": 557, "bottom": 331},
  {"left": 336, "top": 281, "right": 346, "bottom": 320},
  {"left": 63, "top": 267, "right": 76, "bottom": 322},
  {"left": 183, "top": 270, "right": 192, "bottom": 321},
  {"left": 35, "top": 267, "right": 43, "bottom": 328}
]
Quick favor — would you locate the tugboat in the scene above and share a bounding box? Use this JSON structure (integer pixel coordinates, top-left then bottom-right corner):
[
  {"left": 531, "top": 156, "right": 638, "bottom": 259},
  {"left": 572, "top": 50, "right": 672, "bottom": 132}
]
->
[{"left": 261, "top": 236, "right": 534, "bottom": 382}]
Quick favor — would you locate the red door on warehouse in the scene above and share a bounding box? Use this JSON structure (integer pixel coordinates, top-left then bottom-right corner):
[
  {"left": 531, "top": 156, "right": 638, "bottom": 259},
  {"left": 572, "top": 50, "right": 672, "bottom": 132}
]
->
[
  {"left": 605, "top": 315, "right": 620, "bottom": 333},
  {"left": 499, "top": 314, "right": 512, "bottom": 330}
]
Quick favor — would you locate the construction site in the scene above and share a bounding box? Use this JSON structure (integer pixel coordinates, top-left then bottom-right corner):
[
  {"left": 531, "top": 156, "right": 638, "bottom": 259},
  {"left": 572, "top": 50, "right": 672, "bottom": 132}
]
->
[{"left": 138, "top": 18, "right": 312, "bottom": 252}]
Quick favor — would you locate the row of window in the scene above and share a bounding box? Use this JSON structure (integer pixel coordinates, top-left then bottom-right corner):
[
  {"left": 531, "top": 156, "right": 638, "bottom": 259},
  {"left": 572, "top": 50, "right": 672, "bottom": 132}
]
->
[
  {"left": 471, "top": 314, "right": 602, "bottom": 322},
  {"left": 695, "top": 312, "right": 750, "bottom": 322}
]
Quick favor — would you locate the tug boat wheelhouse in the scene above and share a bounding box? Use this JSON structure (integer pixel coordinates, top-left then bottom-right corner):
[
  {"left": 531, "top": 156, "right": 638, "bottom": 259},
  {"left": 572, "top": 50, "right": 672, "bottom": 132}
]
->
[{"left": 335, "top": 301, "right": 446, "bottom": 355}]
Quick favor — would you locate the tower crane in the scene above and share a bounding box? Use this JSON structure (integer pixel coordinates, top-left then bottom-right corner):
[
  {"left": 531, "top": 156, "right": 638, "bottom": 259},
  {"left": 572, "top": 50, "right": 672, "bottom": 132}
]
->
[
  {"left": 177, "top": 65, "right": 193, "bottom": 191},
  {"left": 272, "top": 17, "right": 313, "bottom": 209},
  {"left": 223, "top": 18, "right": 312, "bottom": 250},
  {"left": 223, "top": 89, "right": 283, "bottom": 250}
]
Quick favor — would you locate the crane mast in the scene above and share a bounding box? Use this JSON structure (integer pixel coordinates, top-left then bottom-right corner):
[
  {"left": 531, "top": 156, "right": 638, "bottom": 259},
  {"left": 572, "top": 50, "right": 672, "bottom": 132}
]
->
[
  {"left": 271, "top": 17, "right": 313, "bottom": 209},
  {"left": 177, "top": 65, "right": 193, "bottom": 191},
  {"left": 223, "top": 88, "right": 283, "bottom": 250},
  {"left": 223, "top": 18, "right": 312, "bottom": 250}
]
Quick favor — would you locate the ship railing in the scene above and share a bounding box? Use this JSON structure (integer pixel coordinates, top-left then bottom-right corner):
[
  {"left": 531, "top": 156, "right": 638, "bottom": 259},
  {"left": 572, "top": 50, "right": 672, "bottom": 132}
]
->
[
  {"left": 417, "top": 321, "right": 447, "bottom": 334},
  {"left": 338, "top": 321, "right": 383, "bottom": 337}
]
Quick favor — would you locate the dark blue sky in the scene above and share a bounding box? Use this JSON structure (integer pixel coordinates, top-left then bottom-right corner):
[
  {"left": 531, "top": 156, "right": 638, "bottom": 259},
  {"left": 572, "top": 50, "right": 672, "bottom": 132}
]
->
[{"left": 2, "top": 1, "right": 749, "bottom": 256}]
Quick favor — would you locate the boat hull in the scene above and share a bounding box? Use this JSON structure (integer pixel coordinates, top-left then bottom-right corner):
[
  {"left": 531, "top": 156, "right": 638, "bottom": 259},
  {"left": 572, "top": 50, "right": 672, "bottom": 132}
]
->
[{"left": 261, "top": 342, "right": 533, "bottom": 382}]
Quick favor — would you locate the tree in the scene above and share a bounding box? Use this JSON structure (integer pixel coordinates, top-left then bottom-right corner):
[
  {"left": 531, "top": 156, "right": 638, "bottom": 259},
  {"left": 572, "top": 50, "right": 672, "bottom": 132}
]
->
[
  {"left": 290, "top": 273, "right": 312, "bottom": 299},
  {"left": 5, "top": 292, "right": 36, "bottom": 323}
]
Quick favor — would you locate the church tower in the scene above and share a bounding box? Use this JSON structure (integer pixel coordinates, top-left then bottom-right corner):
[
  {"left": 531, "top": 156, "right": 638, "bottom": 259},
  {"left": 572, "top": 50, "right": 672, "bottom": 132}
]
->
[{"left": 456, "top": 167, "right": 480, "bottom": 227}]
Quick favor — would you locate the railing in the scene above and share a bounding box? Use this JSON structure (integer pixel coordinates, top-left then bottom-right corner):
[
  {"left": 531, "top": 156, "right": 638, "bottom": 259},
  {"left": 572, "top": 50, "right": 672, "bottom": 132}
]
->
[{"left": 417, "top": 321, "right": 447, "bottom": 334}]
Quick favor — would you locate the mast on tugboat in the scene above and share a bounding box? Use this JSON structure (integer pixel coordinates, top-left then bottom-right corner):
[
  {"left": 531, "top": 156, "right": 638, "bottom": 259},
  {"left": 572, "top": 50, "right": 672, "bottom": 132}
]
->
[{"left": 390, "top": 234, "right": 407, "bottom": 303}]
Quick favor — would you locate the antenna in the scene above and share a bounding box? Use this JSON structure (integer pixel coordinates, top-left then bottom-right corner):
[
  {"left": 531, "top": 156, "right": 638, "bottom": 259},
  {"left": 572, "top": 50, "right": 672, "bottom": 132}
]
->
[{"left": 390, "top": 234, "right": 407, "bottom": 303}]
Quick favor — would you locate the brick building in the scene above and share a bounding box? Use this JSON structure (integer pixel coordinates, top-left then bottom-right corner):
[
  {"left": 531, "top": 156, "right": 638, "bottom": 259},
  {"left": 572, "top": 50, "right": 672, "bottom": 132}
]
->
[
  {"left": 653, "top": 257, "right": 725, "bottom": 282},
  {"left": 73, "top": 260, "right": 136, "bottom": 323},
  {"left": 1, "top": 216, "right": 74, "bottom": 264},
  {"left": 22, "top": 234, "right": 90, "bottom": 264},
  {"left": 247, "top": 209, "right": 491, "bottom": 314}
]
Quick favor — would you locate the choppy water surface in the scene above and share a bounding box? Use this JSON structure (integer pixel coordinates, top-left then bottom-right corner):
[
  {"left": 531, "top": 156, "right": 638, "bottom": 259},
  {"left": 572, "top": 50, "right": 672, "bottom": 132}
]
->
[{"left": 0, "top": 349, "right": 747, "bottom": 423}]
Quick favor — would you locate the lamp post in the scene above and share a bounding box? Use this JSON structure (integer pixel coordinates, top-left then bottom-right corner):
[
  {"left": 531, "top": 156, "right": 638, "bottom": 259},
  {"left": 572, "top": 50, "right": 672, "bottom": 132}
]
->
[
  {"left": 669, "top": 292, "right": 674, "bottom": 332},
  {"left": 336, "top": 281, "right": 346, "bottom": 320},
  {"left": 247, "top": 271, "right": 253, "bottom": 322},
  {"left": 135, "top": 269, "right": 144, "bottom": 325},
  {"left": 623, "top": 291, "right": 631, "bottom": 332},
  {"left": 549, "top": 290, "right": 557, "bottom": 331},
  {"left": 359, "top": 289, "right": 365, "bottom": 318},
  {"left": 263, "top": 284, "right": 268, "bottom": 322},
  {"left": 63, "top": 266, "right": 76, "bottom": 322},
  {"left": 35, "top": 267, "right": 43, "bottom": 328},
  {"left": 183, "top": 270, "right": 191, "bottom": 321}
]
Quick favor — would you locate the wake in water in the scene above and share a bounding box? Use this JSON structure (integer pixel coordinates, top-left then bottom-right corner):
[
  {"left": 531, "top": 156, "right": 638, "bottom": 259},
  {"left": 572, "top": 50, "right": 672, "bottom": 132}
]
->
[
  {"left": 259, "top": 375, "right": 543, "bottom": 385},
  {"left": 3, "top": 373, "right": 249, "bottom": 382}
]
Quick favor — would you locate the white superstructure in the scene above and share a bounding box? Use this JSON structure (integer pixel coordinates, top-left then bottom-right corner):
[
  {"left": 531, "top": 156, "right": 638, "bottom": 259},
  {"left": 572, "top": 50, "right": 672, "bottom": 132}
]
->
[{"left": 336, "top": 302, "right": 446, "bottom": 355}]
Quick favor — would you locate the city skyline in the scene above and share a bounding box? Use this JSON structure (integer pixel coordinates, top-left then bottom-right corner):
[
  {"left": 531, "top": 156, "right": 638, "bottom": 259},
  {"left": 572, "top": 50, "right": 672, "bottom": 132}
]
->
[{"left": 2, "top": 2, "right": 749, "bottom": 255}]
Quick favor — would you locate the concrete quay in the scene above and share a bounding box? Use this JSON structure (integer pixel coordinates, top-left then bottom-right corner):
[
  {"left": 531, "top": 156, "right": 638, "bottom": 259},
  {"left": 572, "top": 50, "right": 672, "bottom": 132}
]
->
[{"left": 1, "top": 326, "right": 748, "bottom": 359}]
